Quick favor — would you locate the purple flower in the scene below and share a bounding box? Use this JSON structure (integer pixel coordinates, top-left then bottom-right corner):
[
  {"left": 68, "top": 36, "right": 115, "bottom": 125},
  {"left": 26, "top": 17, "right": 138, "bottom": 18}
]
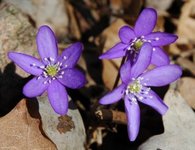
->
[
  {"left": 99, "top": 8, "right": 177, "bottom": 66},
  {"left": 8, "top": 25, "right": 86, "bottom": 115},
  {"left": 99, "top": 43, "right": 182, "bottom": 141}
]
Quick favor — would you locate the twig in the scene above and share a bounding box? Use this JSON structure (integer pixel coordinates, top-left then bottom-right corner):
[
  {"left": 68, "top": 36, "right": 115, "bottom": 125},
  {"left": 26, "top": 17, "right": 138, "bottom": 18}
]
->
[{"left": 95, "top": 109, "right": 127, "bottom": 125}]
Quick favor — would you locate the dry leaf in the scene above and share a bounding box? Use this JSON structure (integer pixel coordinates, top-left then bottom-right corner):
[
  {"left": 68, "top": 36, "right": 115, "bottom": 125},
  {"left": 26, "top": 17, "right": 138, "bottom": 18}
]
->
[
  {"left": 145, "top": 0, "right": 174, "bottom": 11},
  {"left": 176, "top": 57, "right": 195, "bottom": 75},
  {"left": 178, "top": 77, "right": 195, "bottom": 109},
  {"left": 0, "top": 3, "right": 36, "bottom": 77},
  {"left": 66, "top": 1, "right": 81, "bottom": 39},
  {"left": 100, "top": 19, "right": 126, "bottom": 89},
  {"left": 177, "top": 0, "right": 195, "bottom": 45},
  {"left": 38, "top": 95, "right": 86, "bottom": 150},
  {"left": 139, "top": 86, "right": 195, "bottom": 150},
  {"left": 4, "top": 0, "right": 69, "bottom": 37},
  {"left": 0, "top": 99, "right": 56, "bottom": 149}
]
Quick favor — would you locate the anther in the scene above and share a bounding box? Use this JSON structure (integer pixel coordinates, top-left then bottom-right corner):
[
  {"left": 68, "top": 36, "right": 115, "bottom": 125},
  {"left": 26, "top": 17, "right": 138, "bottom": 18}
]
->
[{"left": 63, "top": 56, "right": 67, "bottom": 60}]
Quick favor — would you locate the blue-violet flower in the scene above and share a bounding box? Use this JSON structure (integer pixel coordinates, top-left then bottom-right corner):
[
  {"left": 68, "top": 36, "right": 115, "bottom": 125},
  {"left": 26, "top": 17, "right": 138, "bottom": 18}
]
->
[
  {"left": 99, "top": 43, "right": 182, "bottom": 141},
  {"left": 8, "top": 25, "right": 86, "bottom": 115},
  {"left": 99, "top": 8, "right": 178, "bottom": 66}
]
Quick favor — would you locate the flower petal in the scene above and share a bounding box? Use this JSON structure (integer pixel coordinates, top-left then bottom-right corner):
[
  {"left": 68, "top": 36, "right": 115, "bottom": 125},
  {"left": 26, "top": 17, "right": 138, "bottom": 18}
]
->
[
  {"left": 139, "top": 90, "right": 168, "bottom": 115},
  {"left": 120, "top": 60, "right": 131, "bottom": 83},
  {"left": 48, "top": 80, "right": 68, "bottom": 115},
  {"left": 141, "top": 65, "right": 182, "bottom": 86},
  {"left": 58, "top": 42, "right": 83, "bottom": 69},
  {"left": 124, "top": 96, "right": 140, "bottom": 141},
  {"left": 145, "top": 32, "right": 178, "bottom": 46},
  {"left": 99, "top": 84, "right": 126, "bottom": 105},
  {"left": 36, "top": 25, "right": 58, "bottom": 63},
  {"left": 99, "top": 43, "right": 127, "bottom": 59},
  {"left": 151, "top": 47, "right": 170, "bottom": 66},
  {"left": 23, "top": 77, "right": 48, "bottom": 97},
  {"left": 8, "top": 52, "right": 44, "bottom": 76},
  {"left": 130, "top": 43, "right": 152, "bottom": 78},
  {"left": 119, "top": 26, "right": 136, "bottom": 44},
  {"left": 58, "top": 68, "right": 86, "bottom": 89},
  {"left": 134, "top": 8, "right": 157, "bottom": 37}
]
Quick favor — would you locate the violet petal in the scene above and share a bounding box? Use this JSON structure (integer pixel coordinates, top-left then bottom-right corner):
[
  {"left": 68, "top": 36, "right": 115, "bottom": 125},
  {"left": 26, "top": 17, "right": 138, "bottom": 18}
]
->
[
  {"left": 134, "top": 8, "right": 157, "bottom": 37},
  {"left": 139, "top": 90, "right": 168, "bottom": 115},
  {"left": 48, "top": 80, "right": 68, "bottom": 115},
  {"left": 124, "top": 96, "right": 140, "bottom": 141},
  {"left": 141, "top": 65, "right": 182, "bottom": 86},
  {"left": 145, "top": 32, "right": 178, "bottom": 46},
  {"left": 120, "top": 60, "right": 131, "bottom": 83},
  {"left": 151, "top": 47, "right": 170, "bottom": 66},
  {"left": 8, "top": 52, "right": 43, "bottom": 76},
  {"left": 130, "top": 43, "right": 152, "bottom": 78},
  {"left": 23, "top": 76, "right": 48, "bottom": 97},
  {"left": 58, "top": 42, "right": 83, "bottom": 69},
  {"left": 99, "top": 84, "right": 126, "bottom": 105},
  {"left": 99, "top": 43, "right": 127, "bottom": 59},
  {"left": 36, "top": 26, "right": 58, "bottom": 63},
  {"left": 119, "top": 26, "right": 136, "bottom": 44},
  {"left": 58, "top": 68, "right": 86, "bottom": 89}
]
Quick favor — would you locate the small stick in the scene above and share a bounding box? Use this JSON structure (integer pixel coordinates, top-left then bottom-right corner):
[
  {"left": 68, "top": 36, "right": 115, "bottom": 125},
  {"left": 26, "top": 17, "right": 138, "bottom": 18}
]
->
[{"left": 95, "top": 109, "right": 127, "bottom": 125}]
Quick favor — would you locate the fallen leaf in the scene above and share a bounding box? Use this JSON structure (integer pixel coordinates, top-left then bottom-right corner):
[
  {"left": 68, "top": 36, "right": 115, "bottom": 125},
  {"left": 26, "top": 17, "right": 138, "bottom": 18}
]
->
[
  {"left": 177, "top": 0, "right": 195, "bottom": 46},
  {"left": 4, "top": 0, "right": 69, "bottom": 37},
  {"left": 99, "top": 19, "right": 126, "bottom": 89},
  {"left": 0, "top": 3, "right": 37, "bottom": 77},
  {"left": 0, "top": 99, "right": 56, "bottom": 149},
  {"left": 145, "top": 0, "right": 174, "bottom": 11},
  {"left": 38, "top": 95, "right": 86, "bottom": 150},
  {"left": 178, "top": 77, "right": 195, "bottom": 109},
  {"left": 138, "top": 86, "right": 195, "bottom": 150},
  {"left": 176, "top": 57, "right": 195, "bottom": 75}
]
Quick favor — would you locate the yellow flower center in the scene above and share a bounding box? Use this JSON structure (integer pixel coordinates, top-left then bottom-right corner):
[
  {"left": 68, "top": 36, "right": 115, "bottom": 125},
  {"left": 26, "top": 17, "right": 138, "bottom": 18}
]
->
[
  {"left": 45, "top": 65, "right": 58, "bottom": 77},
  {"left": 127, "top": 80, "right": 142, "bottom": 94},
  {"left": 133, "top": 39, "right": 143, "bottom": 51}
]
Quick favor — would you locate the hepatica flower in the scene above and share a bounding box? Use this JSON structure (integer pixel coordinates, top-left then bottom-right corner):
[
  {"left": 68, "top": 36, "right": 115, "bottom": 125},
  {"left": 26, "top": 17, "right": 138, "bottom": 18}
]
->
[
  {"left": 99, "top": 43, "right": 182, "bottom": 141},
  {"left": 8, "top": 25, "right": 86, "bottom": 115},
  {"left": 99, "top": 8, "right": 177, "bottom": 66}
]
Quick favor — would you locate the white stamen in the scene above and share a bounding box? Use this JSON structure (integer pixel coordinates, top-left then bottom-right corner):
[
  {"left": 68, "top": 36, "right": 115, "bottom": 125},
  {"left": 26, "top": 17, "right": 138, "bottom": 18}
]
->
[
  {"left": 37, "top": 76, "right": 41, "bottom": 80},
  {"left": 153, "top": 48, "right": 156, "bottom": 51},
  {"left": 39, "top": 65, "right": 45, "bottom": 69},
  {"left": 155, "top": 37, "right": 159, "bottom": 41},
  {"left": 50, "top": 57, "right": 55, "bottom": 62},
  {"left": 44, "top": 58, "right": 48, "bottom": 61},
  {"left": 63, "top": 56, "right": 67, "bottom": 60},
  {"left": 58, "top": 75, "right": 63, "bottom": 78},
  {"left": 147, "top": 40, "right": 151, "bottom": 43}
]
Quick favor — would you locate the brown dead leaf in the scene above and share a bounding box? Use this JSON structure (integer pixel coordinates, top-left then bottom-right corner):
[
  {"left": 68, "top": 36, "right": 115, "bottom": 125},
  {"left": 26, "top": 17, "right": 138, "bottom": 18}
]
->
[
  {"left": 66, "top": 1, "right": 81, "bottom": 39},
  {"left": 177, "top": 0, "right": 195, "bottom": 47},
  {"left": 0, "top": 99, "right": 56, "bottom": 149},
  {"left": 176, "top": 57, "right": 195, "bottom": 75},
  {"left": 177, "top": 77, "right": 195, "bottom": 109},
  {"left": 99, "top": 19, "right": 126, "bottom": 89}
]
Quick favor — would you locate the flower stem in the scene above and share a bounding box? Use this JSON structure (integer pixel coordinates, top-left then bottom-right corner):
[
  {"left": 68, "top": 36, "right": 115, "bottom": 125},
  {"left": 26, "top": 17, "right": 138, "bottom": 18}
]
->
[{"left": 112, "top": 56, "right": 126, "bottom": 89}]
